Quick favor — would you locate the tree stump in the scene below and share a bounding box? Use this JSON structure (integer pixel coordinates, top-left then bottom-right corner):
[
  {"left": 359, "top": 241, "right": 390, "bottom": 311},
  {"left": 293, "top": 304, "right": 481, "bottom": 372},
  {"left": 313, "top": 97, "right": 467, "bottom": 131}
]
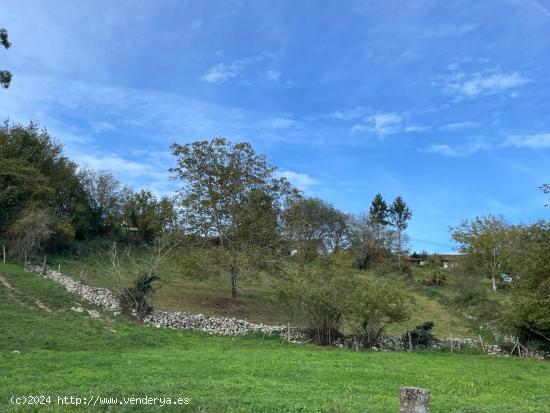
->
[{"left": 400, "top": 387, "right": 430, "bottom": 412}]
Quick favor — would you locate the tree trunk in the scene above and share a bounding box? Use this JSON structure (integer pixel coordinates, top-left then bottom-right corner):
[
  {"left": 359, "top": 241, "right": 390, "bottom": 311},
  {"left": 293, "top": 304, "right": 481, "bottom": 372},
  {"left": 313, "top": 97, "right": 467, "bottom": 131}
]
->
[
  {"left": 491, "top": 275, "right": 497, "bottom": 292},
  {"left": 230, "top": 267, "right": 238, "bottom": 299}
]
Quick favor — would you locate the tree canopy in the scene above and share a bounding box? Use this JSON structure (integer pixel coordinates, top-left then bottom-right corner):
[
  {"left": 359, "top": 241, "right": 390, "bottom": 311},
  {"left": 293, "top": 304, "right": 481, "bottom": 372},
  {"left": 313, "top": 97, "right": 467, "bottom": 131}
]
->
[
  {"left": 0, "top": 28, "right": 12, "bottom": 89},
  {"left": 170, "top": 138, "right": 294, "bottom": 297}
]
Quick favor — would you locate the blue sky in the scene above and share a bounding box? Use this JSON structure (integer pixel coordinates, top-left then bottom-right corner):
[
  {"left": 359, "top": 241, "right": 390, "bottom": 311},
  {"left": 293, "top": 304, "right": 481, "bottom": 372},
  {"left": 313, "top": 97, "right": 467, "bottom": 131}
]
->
[{"left": 1, "top": 0, "right": 549, "bottom": 252}]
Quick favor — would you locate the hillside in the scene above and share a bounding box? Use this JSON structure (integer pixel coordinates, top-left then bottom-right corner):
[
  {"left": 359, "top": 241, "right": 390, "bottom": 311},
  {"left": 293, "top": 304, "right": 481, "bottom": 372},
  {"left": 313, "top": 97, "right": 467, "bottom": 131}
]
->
[
  {"left": 1, "top": 262, "right": 549, "bottom": 412},
  {"left": 48, "top": 252, "right": 484, "bottom": 339}
]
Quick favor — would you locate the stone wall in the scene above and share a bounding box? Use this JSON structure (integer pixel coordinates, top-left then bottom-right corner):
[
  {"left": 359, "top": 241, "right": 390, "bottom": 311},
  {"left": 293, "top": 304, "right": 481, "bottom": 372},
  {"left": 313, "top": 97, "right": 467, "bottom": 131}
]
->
[
  {"left": 28, "top": 265, "right": 120, "bottom": 312},
  {"left": 28, "top": 265, "right": 305, "bottom": 341}
]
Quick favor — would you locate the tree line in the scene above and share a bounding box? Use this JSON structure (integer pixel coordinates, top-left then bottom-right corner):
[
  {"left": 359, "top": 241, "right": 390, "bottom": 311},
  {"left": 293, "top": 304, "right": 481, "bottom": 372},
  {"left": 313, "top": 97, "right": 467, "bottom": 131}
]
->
[
  {"left": 2, "top": 120, "right": 549, "bottom": 350},
  {"left": 0, "top": 122, "right": 413, "bottom": 287}
]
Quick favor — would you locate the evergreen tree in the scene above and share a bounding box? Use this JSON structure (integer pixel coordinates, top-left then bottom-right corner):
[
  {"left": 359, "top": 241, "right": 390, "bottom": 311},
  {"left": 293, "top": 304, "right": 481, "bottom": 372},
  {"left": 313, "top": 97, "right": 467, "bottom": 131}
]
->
[{"left": 389, "top": 196, "right": 412, "bottom": 259}]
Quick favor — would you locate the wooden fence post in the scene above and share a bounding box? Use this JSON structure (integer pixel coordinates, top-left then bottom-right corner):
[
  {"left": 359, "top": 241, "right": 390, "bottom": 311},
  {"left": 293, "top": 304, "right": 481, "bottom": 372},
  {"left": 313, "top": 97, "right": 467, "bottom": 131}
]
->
[
  {"left": 42, "top": 255, "right": 47, "bottom": 275},
  {"left": 400, "top": 387, "right": 430, "bottom": 413},
  {"left": 287, "top": 322, "right": 291, "bottom": 342},
  {"left": 408, "top": 332, "right": 413, "bottom": 351},
  {"left": 2, "top": 244, "right": 5, "bottom": 264},
  {"left": 24, "top": 251, "right": 27, "bottom": 270},
  {"left": 478, "top": 335, "right": 486, "bottom": 354}
]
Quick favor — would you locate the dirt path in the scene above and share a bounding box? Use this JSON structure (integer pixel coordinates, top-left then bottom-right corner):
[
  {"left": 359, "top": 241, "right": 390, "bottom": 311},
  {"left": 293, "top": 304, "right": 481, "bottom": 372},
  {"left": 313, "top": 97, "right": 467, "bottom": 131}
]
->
[{"left": 0, "top": 273, "right": 52, "bottom": 312}]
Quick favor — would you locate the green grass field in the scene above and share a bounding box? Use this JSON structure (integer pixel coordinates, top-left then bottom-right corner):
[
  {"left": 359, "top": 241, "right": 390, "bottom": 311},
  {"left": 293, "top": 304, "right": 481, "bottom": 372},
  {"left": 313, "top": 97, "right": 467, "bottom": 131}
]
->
[{"left": 1, "top": 262, "right": 550, "bottom": 412}]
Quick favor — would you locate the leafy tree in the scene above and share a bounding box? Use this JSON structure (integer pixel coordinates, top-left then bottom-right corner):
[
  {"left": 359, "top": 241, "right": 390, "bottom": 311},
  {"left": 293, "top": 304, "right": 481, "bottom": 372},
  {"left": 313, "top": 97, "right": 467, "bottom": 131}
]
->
[
  {"left": 0, "top": 122, "right": 92, "bottom": 238},
  {"left": 278, "top": 253, "right": 357, "bottom": 345},
  {"left": 506, "top": 221, "right": 550, "bottom": 347},
  {"left": 7, "top": 209, "right": 74, "bottom": 259},
  {"left": 170, "top": 138, "right": 293, "bottom": 298},
  {"left": 0, "top": 158, "right": 52, "bottom": 234},
  {"left": 349, "top": 211, "right": 394, "bottom": 270},
  {"left": 388, "top": 196, "right": 412, "bottom": 260},
  {"left": 451, "top": 215, "right": 512, "bottom": 292},
  {"left": 0, "top": 28, "right": 12, "bottom": 89},
  {"left": 122, "top": 190, "right": 177, "bottom": 243},
  {"left": 350, "top": 278, "right": 410, "bottom": 347},
  {"left": 78, "top": 169, "right": 130, "bottom": 236},
  {"left": 283, "top": 196, "right": 350, "bottom": 260},
  {"left": 423, "top": 254, "right": 446, "bottom": 286}
]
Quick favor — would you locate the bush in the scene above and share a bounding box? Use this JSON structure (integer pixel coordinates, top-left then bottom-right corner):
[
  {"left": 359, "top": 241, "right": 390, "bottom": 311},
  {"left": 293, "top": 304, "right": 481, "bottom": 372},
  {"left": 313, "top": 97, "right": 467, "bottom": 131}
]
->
[
  {"left": 374, "top": 258, "right": 412, "bottom": 279},
  {"left": 450, "top": 257, "right": 486, "bottom": 306},
  {"left": 46, "top": 220, "right": 75, "bottom": 253},
  {"left": 7, "top": 208, "right": 75, "bottom": 259},
  {"left": 278, "top": 253, "right": 357, "bottom": 345},
  {"left": 350, "top": 279, "right": 410, "bottom": 347},
  {"left": 119, "top": 272, "right": 159, "bottom": 320},
  {"left": 421, "top": 254, "right": 446, "bottom": 286},
  {"left": 402, "top": 322, "right": 435, "bottom": 349}
]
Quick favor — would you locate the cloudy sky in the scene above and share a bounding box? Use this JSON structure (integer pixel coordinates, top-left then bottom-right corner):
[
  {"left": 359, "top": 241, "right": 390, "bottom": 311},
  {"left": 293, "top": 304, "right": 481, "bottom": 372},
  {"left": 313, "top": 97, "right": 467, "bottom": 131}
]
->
[{"left": 1, "top": 0, "right": 549, "bottom": 252}]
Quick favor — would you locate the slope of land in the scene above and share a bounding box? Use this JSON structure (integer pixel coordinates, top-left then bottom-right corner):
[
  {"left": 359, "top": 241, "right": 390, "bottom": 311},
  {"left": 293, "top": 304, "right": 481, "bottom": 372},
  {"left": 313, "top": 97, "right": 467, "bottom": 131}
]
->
[
  {"left": 50, "top": 252, "right": 481, "bottom": 338},
  {"left": 1, "top": 262, "right": 549, "bottom": 412}
]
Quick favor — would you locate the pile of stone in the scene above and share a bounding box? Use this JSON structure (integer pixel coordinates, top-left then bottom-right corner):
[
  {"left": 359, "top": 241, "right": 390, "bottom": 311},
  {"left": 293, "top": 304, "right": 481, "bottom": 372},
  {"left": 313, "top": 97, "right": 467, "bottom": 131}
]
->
[
  {"left": 27, "top": 265, "right": 121, "bottom": 312},
  {"left": 144, "top": 310, "right": 307, "bottom": 341},
  {"left": 335, "top": 333, "right": 549, "bottom": 359}
]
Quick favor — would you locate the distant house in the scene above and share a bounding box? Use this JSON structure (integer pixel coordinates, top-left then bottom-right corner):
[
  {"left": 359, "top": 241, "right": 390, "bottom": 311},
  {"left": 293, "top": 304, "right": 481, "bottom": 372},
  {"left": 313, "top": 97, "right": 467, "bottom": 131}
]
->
[
  {"left": 405, "top": 253, "right": 461, "bottom": 268},
  {"left": 439, "top": 254, "right": 461, "bottom": 268}
]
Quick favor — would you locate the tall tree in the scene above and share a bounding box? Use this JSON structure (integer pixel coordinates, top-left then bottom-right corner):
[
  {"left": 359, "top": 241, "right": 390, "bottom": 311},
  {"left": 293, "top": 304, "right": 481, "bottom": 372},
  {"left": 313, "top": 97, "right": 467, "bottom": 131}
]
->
[
  {"left": 0, "top": 28, "right": 12, "bottom": 88},
  {"left": 170, "top": 138, "right": 293, "bottom": 298},
  {"left": 388, "top": 196, "right": 412, "bottom": 260},
  {"left": 122, "top": 190, "right": 177, "bottom": 243},
  {"left": 78, "top": 169, "right": 129, "bottom": 236},
  {"left": 451, "top": 215, "right": 512, "bottom": 292},
  {"left": 0, "top": 122, "right": 92, "bottom": 239},
  {"left": 283, "top": 196, "right": 350, "bottom": 260},
  {"left": 506, "top": 221, "right": 550, "bottom": 346},
  {"left": 369, "top": 193, "right": 389, "bottom": 241}
]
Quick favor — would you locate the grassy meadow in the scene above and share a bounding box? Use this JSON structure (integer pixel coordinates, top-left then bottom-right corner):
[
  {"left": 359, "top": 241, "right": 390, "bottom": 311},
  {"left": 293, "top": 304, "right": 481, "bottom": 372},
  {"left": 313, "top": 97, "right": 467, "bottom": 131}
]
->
[{"left": 1, "top": 262, "right": 549, "bottom": 412}]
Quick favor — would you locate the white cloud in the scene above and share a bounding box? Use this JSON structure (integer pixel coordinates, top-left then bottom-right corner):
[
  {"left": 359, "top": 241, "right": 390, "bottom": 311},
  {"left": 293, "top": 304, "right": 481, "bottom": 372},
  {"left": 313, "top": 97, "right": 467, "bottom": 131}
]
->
[
  {"left": 201, "top": 53, "right": 278, "bottom": 85},
  {"left": 262, "top": 116, "right": 299, "bottom": 129},
  {"left": 404, "top": 125, "right": 430, "bottom": 133},
  {"left": 90, "top": 121, "right": 116, "bottom": 133},
  {"left": 266, "top": 70, "right": 281, "bottom": 82},
  {"left": 277, "top": 170, "right": 319, "bottom": 191},
  {"left": 426, "top": 136, "right": 493, "bottom": 157},
  {"left": 426, "top": 144, "right": 460, "bottom": 157},
  {"left": 439, "top": 121, "right": 479, "bottom": 132},
  {"left": 329, "top": 106, "right": 368, "bottom": 121},
  {"left": 201, "top": 61, "right": 247, "bottom": 84},
  {"left": 73, "top": 152, "right": 167, "bottom": 180},
  {"left": 348, "top": 112, "right": 428, "bottom": 136},
  {"left": 442, "top": 71, "right": 529, "bottom": 99},
  {"left": 523, "top": 0, "right": 550, "bottom": 19},
  {"left": 369, "top": 113, "right": 402, "bottom": 135},
  {"left": 502, "top": 133, "right": 550, "bottom": 149}
]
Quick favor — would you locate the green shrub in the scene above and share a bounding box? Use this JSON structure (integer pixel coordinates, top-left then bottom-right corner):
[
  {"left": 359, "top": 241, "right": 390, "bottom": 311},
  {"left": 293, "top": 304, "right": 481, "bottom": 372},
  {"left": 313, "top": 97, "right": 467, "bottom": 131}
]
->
[
  {"left": 278, "top": 253, "right": 356, "bottom": 345},
  {"left": 350, "top": 278, "right": 410, "bottom": 347},
  {"left": 374, "top": 258, "right": 412, "bottom": 279},
  {"left": 402, "top": 322, "right": 435, "bottom": 348}
]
